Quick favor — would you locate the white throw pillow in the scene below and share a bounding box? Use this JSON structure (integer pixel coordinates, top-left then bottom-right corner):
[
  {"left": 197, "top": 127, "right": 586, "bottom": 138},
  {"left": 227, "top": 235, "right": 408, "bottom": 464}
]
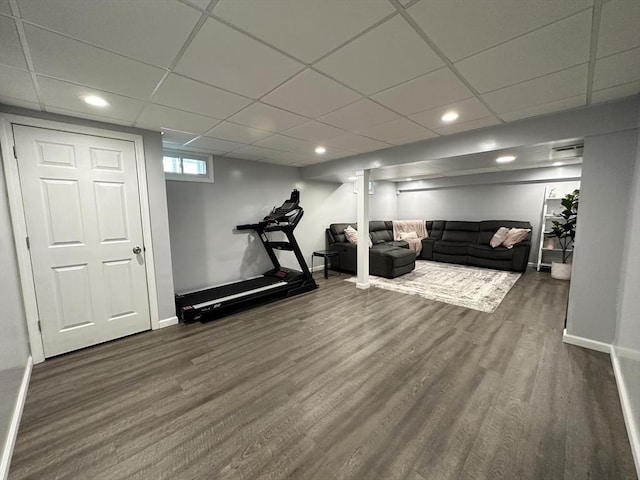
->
[
  {"left": 399, "top": 231, "right": 418, "bottom": 240},
  {"left": 490, "top": 227, "right": 510, "bottom": 248},
  {"left": 344, "top": 225, "right": 372, "bottom": 247}
]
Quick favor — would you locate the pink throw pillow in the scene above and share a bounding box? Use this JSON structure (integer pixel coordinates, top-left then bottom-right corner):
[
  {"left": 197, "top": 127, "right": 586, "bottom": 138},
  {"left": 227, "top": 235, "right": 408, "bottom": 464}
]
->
[
  {"left": 490, "top": 227, "right": 510, "bottom": 248},
  {"left": 502, "top": 228, "right": 531, "bottom": 249}
]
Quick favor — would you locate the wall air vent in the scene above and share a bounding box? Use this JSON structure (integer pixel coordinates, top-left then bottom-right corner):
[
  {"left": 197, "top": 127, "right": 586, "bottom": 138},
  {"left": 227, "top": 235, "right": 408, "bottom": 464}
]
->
[{"left": 552, "top": 144, "right": 584, "bottom": 160}]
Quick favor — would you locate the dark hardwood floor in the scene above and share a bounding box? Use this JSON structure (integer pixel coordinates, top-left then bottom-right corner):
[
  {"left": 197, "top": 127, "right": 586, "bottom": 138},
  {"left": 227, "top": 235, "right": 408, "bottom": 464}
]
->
[{"left": 9, "top": 268, "right": 637, "bottom": 480}]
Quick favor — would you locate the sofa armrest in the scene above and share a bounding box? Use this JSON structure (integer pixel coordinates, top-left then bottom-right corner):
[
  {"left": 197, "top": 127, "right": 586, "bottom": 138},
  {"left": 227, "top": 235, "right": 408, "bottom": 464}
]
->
[
  {"left": 419, "top": 238, "right": 436, "bottom": 260},
  {"left": 510, "top": 241, "right": 531, "bottom": 272}
]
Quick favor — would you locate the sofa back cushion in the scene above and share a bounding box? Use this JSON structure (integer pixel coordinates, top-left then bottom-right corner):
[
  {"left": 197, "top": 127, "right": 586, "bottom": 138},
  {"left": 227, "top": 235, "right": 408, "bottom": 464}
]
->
[
  {"left": 441, "top": 221, "right": 479, "bottom": 243},
  {"left": 478, "top": 220, "right": 533, "bottom": 245},
  {"left": 426, "top": 220, "right": 445, "bottom": 239},
  {"left": 369, "top": 221, "right": 394, "bottom": 243},
  {"left": 329, "top": 223, "right": 352, "bottom": 243},
  {"left": 329, "top": 221, "right": 393, "bottom": 244}
]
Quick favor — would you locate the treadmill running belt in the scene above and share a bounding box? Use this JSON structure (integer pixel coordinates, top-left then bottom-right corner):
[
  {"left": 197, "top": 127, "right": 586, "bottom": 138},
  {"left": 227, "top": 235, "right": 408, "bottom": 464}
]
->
[{"left": 179, "top": 276, "right": 285, "bottom": 306}]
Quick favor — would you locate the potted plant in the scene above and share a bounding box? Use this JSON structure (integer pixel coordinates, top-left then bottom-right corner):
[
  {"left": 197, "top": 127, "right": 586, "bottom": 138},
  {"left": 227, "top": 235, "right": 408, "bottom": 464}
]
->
[{"left": 549, "top": 189, "right": 579, "bottom": 280}]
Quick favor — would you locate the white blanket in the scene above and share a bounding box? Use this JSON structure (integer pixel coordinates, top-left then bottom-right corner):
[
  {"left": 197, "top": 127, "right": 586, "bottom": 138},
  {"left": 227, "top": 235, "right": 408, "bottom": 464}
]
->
[{"left": 392, "top": 220, "right": 428, "bottom": 255}]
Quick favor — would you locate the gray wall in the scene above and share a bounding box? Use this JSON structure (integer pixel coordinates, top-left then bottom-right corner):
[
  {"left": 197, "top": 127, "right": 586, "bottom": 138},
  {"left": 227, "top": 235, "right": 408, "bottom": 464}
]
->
[
  {"left": 0, "top": 105, "right": 176, "bottom": 323},
  {"left": 397, "top": 169, "right": 581, "bottom": 262},
  {"left": 166, "top": 157, "right": 299, "bottom": 292},
  {"left": 0, "top": 152, "right": 30, "bottom": 472},
  {"left": 612, "top": 115, "right": 640, "bottom": 461},
  {"left": 166, "top": 160, "right": 399, "bottom": 293},
  {"left": 567, "top": 129, "right": 638, "bottom": 343}
]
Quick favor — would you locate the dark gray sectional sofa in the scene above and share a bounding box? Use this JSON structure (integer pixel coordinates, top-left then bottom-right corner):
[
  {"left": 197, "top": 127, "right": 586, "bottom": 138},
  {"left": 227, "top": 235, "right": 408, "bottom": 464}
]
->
[
  {"left": 327, "top": 219, "right": 532, "bottom": 277},
  {"left": 326, "top": 221, "right": 416, "bottom": 278},
  {"left": 422, "top": 220, "right": 532, "bottom": 272}
]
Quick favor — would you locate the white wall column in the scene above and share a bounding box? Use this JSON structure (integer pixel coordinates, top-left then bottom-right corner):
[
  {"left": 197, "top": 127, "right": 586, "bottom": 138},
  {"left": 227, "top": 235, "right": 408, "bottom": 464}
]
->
[{"left": 356, "top": 169, "right": 370, "bottom": 289}]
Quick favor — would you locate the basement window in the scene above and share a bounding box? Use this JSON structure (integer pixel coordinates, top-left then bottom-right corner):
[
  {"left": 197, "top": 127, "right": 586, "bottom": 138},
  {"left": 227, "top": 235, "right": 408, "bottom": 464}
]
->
[{"left": 163, "top": 150, "right": 214, "bottom": 183}]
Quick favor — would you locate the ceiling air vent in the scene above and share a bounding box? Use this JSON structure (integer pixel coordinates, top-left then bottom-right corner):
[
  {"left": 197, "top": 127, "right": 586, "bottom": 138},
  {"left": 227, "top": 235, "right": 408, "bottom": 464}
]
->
[{"left": 552, "top": 144, "right": 583, "bottom": 160}]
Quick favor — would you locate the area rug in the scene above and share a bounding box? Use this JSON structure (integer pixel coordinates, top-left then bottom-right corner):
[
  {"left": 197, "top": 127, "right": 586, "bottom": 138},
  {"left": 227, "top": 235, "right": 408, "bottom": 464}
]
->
[{"left": 346, "top": 260, "right": 522, "bottom": 313}]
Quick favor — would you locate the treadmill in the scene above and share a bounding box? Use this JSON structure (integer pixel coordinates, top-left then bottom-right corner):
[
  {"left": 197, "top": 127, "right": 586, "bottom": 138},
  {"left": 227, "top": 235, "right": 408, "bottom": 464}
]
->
[{"left": 175, "top": 189, "right": 318, "bottom": 322}]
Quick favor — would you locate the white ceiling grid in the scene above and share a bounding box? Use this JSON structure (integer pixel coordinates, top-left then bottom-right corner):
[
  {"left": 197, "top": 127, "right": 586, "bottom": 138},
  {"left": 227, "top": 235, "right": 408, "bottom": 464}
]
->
[{"left": 0, "top": 0, "right": 637, "bottom": 168}]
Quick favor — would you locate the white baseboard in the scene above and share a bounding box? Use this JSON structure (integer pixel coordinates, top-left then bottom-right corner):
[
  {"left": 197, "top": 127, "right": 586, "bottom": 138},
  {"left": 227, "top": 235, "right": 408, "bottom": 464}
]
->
[
  {"left": 562, "top": 329, "right": 612, "bottom": 353},
  {"left": 158, "top": 315, "right": 178, "bottom": 328},
  {"left": 356, "top": 282, "right": 370, "bottom": 290},
  {"left": 1, "top": 356, "right": 32, "bottom": 480},
  {"left": 611, "top": 346, "right": 640, "bottom": 479}
]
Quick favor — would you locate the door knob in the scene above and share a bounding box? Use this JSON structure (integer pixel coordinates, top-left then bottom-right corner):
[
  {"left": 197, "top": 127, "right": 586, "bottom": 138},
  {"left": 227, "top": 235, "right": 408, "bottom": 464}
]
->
[{"left": 133, "top": 246, "right": 142, "bottom": 254}]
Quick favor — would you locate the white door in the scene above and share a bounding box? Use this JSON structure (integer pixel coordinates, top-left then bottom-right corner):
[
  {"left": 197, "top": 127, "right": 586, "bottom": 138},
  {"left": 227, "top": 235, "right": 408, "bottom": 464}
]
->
[{"left": 13, "top": 125, "right": 151, "bottom": 357}]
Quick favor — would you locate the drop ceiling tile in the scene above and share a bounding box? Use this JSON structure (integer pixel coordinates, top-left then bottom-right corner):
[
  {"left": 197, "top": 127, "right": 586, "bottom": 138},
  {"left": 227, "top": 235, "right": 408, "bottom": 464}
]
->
[
  {"left": 259, "top": 150, "right": 306, "bottom": 164},
  {"left": 315, "top": 16, "right": 444, "bottom": 95},
  {"left": 409, "top": 97, "right": 493, "bottom": 130},
  {"left": 223, "top": 151, "right": 264, "bottom": 161},
  {"left": 253, "top": 134, "right": 315, "bottom": 153},
  {"left": 187, "top": 135, "right": 245, "bottom": 153},
  {"left": 0, "top": 0, "right": 10, "bottom": 13},
  {"left": 168, "top": 143, "right": 226, "bottom": 156},
  {"left": 153, "top": 74, "right": 252, "bottom": 119},
  {"left": 591, "top": 81, "right": 640, "bottom": 104},
  {"left": 136, "top": 104, "right": 221, "bottom": 134},
  {"left": 356, "top": 117, "right": 432, "bottom": 143},
  {"left": 281, "top": 121, "right": 346, "bottom": 142},
  {"left": 317, "top": 99, "right": 399, "bottom": 131},
  {"left": 231, "top": 144, "right": 285, "bottom": 159},
  {"left": 213, "top": 0, "right": 395, "bottom": 63},
  {"left": 349, "top": 142, "right": 391, "bottom": 154},
  {"left": 227, "top": 102, "right": 308, "bottom": 132},
  {"left": 37, "top": 76, "right": 145, "bottom": 122},
  {"left": 176, "top": 18, "right": 304, "bottom": 98},
  {"left": 181, "top": 0, "right": 210, "bottom": 11},
  {"left": 597, "top": 0, "right": 640, "bottom": 58},
  {"left": 25, "top": 25, "right": 164, "bottom": 99},
  {"left": 0, "top": 96, "right": 40, "bottom": 110},
  {"left": 408, "top": 0, "right": 592, "bottom": 62},
  {"left": 46, "top": 107, "right": 133, "bottom": 127},
  {"left": 17, "top": 0, "right": 200, "bottom": 67},
  {"left": 372, "top": 68, "right": 474, "bottom": 115},
  {"left": 434, "top": 116, "right": 500, "bottom": 135},
  {"left": 482, "top": 64, "right": 588, "bottom": 113},
  {"left": 0, "top": 16, "right": 27, "bottom": 69},
  {"left": 0, "top": 65, "right": 38, "bottom": 103},
  {"left": 455, "top": 11, "right": 591, "bottom": 93},
  {"left": 324, "top": 133, "right": 389, "bottom": 152},
  {"left": 262, "top": 69, "right": 361, "bottom": 118},
  {"left": 593, "top": 47, "right": 640, "bottom": 90},
  {"left": 204, "top": 121, "right": 272, "bottom": 144},
  {"left": 388, "top": 130, "right": 439, "bottom": 146},
  {"left": 161, "top": 129, "right": 200, "bottom": 146},
  {"left": 500, "top": 95, "right": 586, "bottom": 122}
]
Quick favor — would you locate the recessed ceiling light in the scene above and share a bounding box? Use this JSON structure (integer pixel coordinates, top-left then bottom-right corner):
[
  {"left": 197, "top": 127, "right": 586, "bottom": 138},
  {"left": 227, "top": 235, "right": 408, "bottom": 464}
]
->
[
  {"left": 347, "top": 176, "right": 357, "bottom": 181},
  {"left": 83, "top": 95, "right": 110, "bottom": 107},
  {"left": 496, "top": 155, "right": 516, "bottom": 163},
  {"left": 406, "top": 178, "right": 412, "bottom": 181},
  {"left": 553, "top": 161, "right": 563, "bottom": 166},
  {"left": 441, "top": 111, "right": 459, "bottom": 123},
  {"left": 315, "top": 146, "right": 326, "bottom": 154}
]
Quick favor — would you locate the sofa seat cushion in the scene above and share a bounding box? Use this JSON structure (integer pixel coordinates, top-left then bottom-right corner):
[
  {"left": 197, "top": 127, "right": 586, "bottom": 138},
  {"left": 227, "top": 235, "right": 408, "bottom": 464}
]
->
[
  {"left": 433, "top": 240, "right": 470, "bottom": 256},
  {"left": 371, "top": 246, "right": 415, "bottom": 267},
  {"left": 468, "top": 243, "right": 522, "bottom": 260}
]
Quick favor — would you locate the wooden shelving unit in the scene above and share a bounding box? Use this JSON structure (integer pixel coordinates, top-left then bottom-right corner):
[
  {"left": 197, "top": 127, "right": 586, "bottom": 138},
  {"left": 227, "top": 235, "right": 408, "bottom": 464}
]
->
[{"left": 537, "top": 187, "right": 565, "bottom": 271}]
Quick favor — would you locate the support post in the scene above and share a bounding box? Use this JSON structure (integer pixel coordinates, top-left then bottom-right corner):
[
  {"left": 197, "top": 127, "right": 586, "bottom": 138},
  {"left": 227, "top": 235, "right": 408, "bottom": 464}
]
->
[{"left": 356, "top": 169, "right": 370, "bottom": 289}]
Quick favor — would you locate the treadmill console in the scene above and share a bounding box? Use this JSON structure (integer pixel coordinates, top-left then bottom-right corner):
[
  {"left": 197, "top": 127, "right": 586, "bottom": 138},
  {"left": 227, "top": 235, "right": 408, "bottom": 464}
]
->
[{"left": 263, "top": 189, "right": 303, "bottom": 226}]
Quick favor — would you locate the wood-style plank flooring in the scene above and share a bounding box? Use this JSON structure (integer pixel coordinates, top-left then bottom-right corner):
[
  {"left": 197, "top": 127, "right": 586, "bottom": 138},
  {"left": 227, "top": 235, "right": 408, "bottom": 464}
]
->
[{"left": 9, "top": 269, "right": 637, "bottom": 480}]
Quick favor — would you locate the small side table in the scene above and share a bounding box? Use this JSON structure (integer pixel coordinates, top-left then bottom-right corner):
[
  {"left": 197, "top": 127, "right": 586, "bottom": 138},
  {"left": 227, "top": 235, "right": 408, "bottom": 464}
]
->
[{"left": 311, "top": 250, "right": 339, "bottom": 279}]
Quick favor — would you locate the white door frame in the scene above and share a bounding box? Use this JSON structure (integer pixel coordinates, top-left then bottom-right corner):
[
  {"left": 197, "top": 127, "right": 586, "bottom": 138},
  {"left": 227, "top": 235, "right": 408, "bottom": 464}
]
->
[{"left": 0, "top": 114, "right": 161, "bottom": 364}]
